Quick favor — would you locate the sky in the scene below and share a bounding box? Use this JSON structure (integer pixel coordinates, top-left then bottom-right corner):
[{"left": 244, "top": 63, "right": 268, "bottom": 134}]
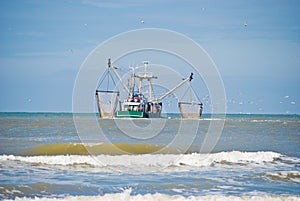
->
[{"left": 0, "top": 0, "right": 299, "bottom": 114}]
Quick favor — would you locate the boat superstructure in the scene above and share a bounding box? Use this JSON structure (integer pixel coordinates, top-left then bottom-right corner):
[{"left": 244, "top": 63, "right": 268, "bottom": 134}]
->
[{"left": 95, "top": 59, "right": 203, "bottom": 118}]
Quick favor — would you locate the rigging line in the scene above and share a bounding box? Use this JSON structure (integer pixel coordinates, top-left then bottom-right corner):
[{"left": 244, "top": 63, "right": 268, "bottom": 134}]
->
[
  {"left": 106, "top": 72, "right": 109, "bottom": 91},
  {"left": 180, "top": 83, "right": 190, "bottom": 101},
  {"left": 107, "top": 67, "right": 110, "bottom": 91},
  {"left": 189, "top": 84, "right": 194, "bottom": 102},
  {"left": 97, "top": 68, "right": 109, "bottom": 89},
  {"left": 190, "top": 83, "right": 202, "bottom": 103},
  {"left": 108, "top": 69, "right": 117, "bottom": 89},
  {"left": 180, "top": 83, "right": 199, "bottom": 103}
]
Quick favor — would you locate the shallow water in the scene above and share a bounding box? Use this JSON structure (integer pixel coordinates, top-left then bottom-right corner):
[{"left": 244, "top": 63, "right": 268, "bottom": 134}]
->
[{"left": 0, "top": 113, "right": 299, "bottom": 200}]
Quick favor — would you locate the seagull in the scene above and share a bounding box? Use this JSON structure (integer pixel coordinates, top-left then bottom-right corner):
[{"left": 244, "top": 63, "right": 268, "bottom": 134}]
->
[
  {"left": 140, "top": 20, "right": 145, "bottom": 24},
  {"left": 244, "top": 21, "right": 248, "bottom": 27}
]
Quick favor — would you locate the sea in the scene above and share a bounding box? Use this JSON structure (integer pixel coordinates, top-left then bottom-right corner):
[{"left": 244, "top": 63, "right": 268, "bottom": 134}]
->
[{"left": 0, "top": 113, "right": 299, "bottom": 201}]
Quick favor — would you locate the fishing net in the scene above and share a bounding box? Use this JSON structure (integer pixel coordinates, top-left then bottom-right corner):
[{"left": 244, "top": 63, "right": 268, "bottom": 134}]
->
[
  {"left": 178, "top": 102, "right": 203, "bottom": 119},
  {"left": 96, "top": 90, "right": 120, "bottom": 118}
]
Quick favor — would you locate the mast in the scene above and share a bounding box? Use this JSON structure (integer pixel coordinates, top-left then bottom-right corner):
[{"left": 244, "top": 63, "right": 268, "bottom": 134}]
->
[
  {"left": 108, "top": 59, "right": 131, "bottom": 96},
  {"left": 130, "top": 66, "right": 135, "bottom": 97},
  {"left": 134, "top": 61, "right": 157, "bottom": 101},
  {"left": 156, "top": 73, "right": 193, "bottom": 102},
  {"left": 149, "top": 79, "right": 153, "bottom": 102}
]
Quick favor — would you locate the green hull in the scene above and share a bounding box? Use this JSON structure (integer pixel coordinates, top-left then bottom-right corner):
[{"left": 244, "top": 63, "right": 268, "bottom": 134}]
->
[{"left": 116, "top": 111, "right": 147, "bottom": 118}]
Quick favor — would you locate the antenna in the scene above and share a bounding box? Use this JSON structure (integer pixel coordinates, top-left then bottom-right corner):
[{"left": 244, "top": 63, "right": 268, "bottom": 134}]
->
[{"left": 143, "top": 61, "right": 149, "bottom": 73}]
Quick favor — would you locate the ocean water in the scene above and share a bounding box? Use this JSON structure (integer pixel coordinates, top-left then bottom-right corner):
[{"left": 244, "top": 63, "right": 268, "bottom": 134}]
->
[{"left": 0, "top": 113, "right": 299, "bottom": 201}]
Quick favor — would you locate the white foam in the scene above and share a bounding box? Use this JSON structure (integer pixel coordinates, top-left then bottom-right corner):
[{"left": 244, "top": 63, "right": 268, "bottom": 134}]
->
[
  {"left": 0, "top": 155, "right": 99, "bottom": 166},
  {"left": 0, "top": 151, "right": 283, "bottom": 173},
  {"left": 251, "top": 119, "right": 282, "bottom": 123},
  {"left": 4, "top": 192, "right": 300, "bottom": 201},
  {"left": 176, "top": 151, "right": 281, "bottom": 166},
  {"left": 200, "top": 118, "right": 225, "bottom": 121}
]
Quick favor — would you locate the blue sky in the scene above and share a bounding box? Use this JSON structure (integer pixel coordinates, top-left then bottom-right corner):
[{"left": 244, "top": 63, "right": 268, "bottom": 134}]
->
[{"left": 0, "top": 0, "right": 299, "bottom": 114}]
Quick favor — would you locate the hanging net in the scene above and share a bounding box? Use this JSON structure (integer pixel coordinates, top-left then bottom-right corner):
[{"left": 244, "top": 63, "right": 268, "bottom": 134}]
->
[
  {"left": 178, "top": 102, "right": 203, "bottom": 119},
  {"left": 177, "top": 83, "right": 203, "bottom": 119},
  {"left": 96, "top": 90, "right": 119, "bottom": 118}
]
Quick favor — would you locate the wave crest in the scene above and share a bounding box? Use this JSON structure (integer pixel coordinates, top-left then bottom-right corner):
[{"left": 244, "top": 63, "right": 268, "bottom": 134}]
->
[
  {"left": 0, "top": 151, "right": 283, "bottom": 173},
  {"left": 4, "top": 191, "right": 300, "bottom": 201}
]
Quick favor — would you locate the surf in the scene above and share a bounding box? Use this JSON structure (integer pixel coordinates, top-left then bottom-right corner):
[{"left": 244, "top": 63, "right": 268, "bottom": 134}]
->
[
  {"left": 1, "top": 151, "right": 288, "bottom": 173},
  {"left": 3, "top": 188, "right": 300, "bottom": 201}
]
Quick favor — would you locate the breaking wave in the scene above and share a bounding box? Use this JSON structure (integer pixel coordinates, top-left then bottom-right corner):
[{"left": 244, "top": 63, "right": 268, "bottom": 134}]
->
[
  {"left": 3, "top": 188, "right": 300, "bottom": 201},
  {"left": 0, "top": 151, "right": 285, "bottom": 172}
]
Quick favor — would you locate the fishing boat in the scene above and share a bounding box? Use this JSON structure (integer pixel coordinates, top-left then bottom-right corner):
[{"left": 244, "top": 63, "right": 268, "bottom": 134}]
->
[{"left": 95, "top": 59, "right": 203, "bottom": 119}]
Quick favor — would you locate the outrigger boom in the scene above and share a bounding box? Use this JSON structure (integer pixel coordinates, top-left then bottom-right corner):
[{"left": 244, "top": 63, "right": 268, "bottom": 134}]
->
[
  {"left": 155, "top": 73, "right": 193, "bottom": 103},
  {"left": 108, "top": 59, "right": 131, "bottom": 96}
]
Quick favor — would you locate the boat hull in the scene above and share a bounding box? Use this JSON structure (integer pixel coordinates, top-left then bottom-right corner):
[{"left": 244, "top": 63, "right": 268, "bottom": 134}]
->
[
  {"left": 116, "top": 111, "right": 147, "bottom": 118},
  {"left": 115, "top": 111, "right": 162, "bottom": 118}
]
